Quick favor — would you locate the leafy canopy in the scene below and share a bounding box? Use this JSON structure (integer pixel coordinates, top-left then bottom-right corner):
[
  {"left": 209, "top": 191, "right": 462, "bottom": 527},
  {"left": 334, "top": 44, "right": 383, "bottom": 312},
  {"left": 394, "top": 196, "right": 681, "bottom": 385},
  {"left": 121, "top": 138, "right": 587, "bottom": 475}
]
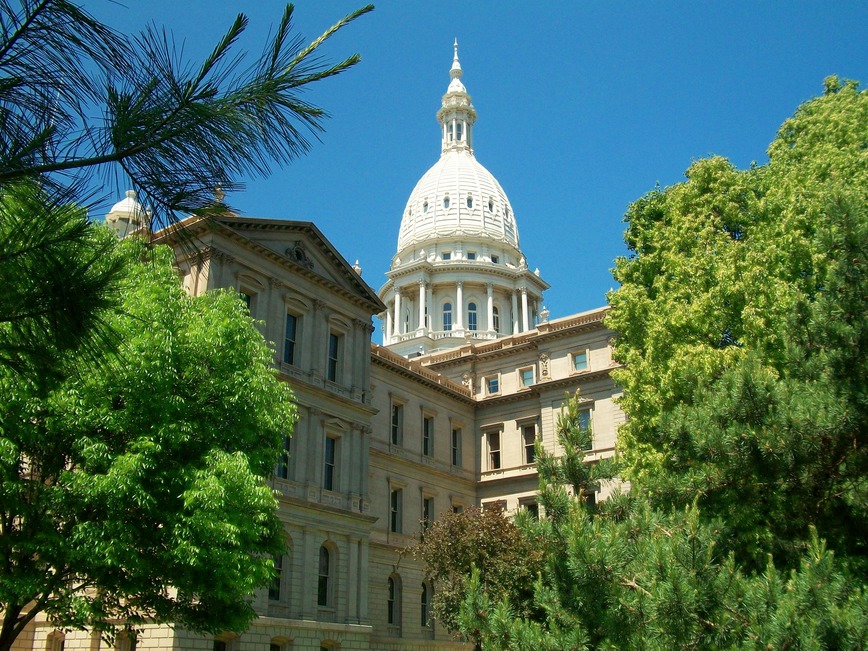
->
[
  {"left": 608, "top": 76, "right": 868, "bottom": 569},
  {"left": 0, "top": 230, "right": 296, "bottom": 645}
]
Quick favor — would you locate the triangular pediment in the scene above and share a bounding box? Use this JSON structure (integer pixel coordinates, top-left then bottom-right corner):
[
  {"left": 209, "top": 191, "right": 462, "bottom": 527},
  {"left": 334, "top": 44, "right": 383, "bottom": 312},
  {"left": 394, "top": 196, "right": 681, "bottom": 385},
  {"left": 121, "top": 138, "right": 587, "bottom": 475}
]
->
[{"left": 216, "top": 217, "right": 383, "bottom": 312}]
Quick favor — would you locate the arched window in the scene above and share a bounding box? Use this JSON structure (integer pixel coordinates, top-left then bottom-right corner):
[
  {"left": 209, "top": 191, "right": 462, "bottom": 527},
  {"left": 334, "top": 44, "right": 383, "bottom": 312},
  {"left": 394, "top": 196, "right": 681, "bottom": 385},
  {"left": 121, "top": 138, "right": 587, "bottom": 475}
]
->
[
  {"left": 467, "top": 302, "right": 477, "bottom": 331},
  {"left": 421, "top": 583, "right": 431, "bottom": 627},
  {"left": 387, "top": 575, "right": 402, "bottom": 627},
  {"left": 443, "top": 195, "right": 450, "bottom": 209},
  {"left": 442, "top": 303, "right": 452, "bottom": 332},
  {"left": 492, "top": 306, "right": 501, "bottom": 333},
  {"left": 317, "top": 545, "right": 332, "bottom": 607},
  {"left": 467, "top": 194, "right": 473, "bottom": 208},
  {"left": 455, "top": 121, "right": 463, "bottom": 140}
]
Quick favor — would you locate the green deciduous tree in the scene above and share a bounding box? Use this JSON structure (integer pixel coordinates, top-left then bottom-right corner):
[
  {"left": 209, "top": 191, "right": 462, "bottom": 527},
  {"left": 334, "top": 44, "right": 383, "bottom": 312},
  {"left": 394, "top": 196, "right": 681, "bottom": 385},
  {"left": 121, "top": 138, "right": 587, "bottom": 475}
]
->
[
  {"left": 0, "top": 234, "right": 296, "bottom": 649},
  {"left": 608, "top": 76, "right": 867, "bottom": 570}
]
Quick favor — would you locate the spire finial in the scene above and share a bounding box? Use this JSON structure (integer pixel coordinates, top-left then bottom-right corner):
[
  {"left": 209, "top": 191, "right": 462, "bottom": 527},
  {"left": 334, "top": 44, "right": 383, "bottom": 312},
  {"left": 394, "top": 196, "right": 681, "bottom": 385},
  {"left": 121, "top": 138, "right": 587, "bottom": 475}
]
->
[{"left": 450, "top": 38, "right": 462, "bottom": 79}]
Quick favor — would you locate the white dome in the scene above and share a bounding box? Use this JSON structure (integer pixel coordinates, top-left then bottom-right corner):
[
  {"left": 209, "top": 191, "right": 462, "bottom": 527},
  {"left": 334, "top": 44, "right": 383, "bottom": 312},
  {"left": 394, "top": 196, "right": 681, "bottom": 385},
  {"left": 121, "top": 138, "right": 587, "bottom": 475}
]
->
[
  {"left": 108, "top": 189, "right": 144, "bottom": 217},
  {"left": 397, "top": 150, "right": 519, "bottom": 253}
]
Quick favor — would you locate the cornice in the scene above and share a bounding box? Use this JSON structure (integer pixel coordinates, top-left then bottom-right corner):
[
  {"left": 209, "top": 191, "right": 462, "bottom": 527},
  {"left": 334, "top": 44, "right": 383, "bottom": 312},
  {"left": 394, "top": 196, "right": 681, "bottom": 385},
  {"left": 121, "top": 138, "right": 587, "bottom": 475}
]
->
[
  {"left": 370, "top": 344, "right": 474, "bottom": 403},
  {"left": 384, "top": 259, "right": 550, "bottom": 291}
]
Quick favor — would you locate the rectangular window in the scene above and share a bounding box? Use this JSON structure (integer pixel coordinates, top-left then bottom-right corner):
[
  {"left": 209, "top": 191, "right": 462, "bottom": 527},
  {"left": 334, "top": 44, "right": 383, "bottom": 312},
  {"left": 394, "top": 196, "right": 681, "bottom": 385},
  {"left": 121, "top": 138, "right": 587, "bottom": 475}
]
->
[
  {"left": 422, "top": 496, "right": 434, "bottom": 529},
  {"left": 441, "top": 251, "right": 451, "bottom": 261},
  {"left": 520, "top": 367, "right": 534, "bottom": 387},
  {"left": 275, "top": 434, "right": 291, "bottom": 479},
  {"left": 467, "top": 251, "right": 476, "bottom": 260},
  {"left": 467, "top": 308, "right": 477, "bottom": 331},
  {"left": 327, "top": 333, "right": 341, "bottom": 382},
  {"left": 323, "top": 436, "right": 336, "bottom": 491},
  {"left": 573, "top": 351, "right": 588, "bottom": 372},
  {"left": 214, "top": 642, "right": 227, "bottom": 651},
  {"left": 390, "top": 488, "right": 402, "bottom": 533},
  {"left": 580, "top": 410, "right": 592, "bottom": 450},
  {"left": 452, "top": 503, "right": 464, "bottom": 514},
  {"left": 523, "top": 502, "right": 540, "bottom": 520},
  {"left": 486, "top": 375, "right": 499, "bottom": 395},
  {"left": 487, "top": 431, "right": 501, "bottom": 470},
  {"left": 391, "top": 403, "right": 403, "bottom": 446},
  {"left": 269, "top": 555, "right": 282, "bottom": 601},
  {"left": 423, "top": 416, "right": 434, "bottom": 457},
  {"left": 523, "top": 425, "right": 537, "bottom": 464},
  {"left": 451, "top": 428, "right": 462, "bottom": 466},
  {"left": 283, "top": 313, "right": 298, "bottom": 365},
  {"left": 317, "top": 546, "right": 331, "bottom": 607},
  {"left": 239, "top": 291, "right": 254, "bottom": 313},
  {"left": 490, "top": 255, "right": 499, "bottom": 264}
]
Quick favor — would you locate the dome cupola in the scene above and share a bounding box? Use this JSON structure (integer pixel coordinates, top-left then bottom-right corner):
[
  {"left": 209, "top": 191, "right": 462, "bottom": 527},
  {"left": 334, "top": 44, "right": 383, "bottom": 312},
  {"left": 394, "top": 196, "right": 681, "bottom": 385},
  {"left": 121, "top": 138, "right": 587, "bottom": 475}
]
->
[
  {"left": 105, "top": 189, "right": 147, "bottom": 238},
  {"left": 379, "top": 43, "right": 548, "bottom": 357}
]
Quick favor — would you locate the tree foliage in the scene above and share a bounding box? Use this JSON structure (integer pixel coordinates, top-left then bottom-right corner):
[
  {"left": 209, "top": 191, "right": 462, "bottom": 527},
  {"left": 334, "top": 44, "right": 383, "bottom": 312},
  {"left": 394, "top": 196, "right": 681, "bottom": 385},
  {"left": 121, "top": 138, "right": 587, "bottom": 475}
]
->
[
  {"left": 608, "top": 76, "right": 868, "bottom": 569},
  {"left": 0, "top": 233, "right": 296, "bottom": 648},
  {"left": 418, "top": 79, "right": 868, "bottom": 649},
  {"left": 0, "top": 0, "right": 373, "bottom": 228},
  {"left": 409, "top": 506, "right": 544, "bottom": 644},
  {"left": 458, "top": 395, "right": 867, "bottom": 650}
]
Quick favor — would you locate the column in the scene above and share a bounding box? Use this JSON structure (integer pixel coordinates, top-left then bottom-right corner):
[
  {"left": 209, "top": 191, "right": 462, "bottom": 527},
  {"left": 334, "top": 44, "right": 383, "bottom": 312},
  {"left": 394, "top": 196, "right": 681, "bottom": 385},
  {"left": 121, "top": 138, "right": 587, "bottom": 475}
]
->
[
  {"left": 393, "top": 291, "right": 402, "bottom": 337},
  {"left": 511, "top": 290, "right": 520, "bottom": 334},
  {"left": 455, "top": 281, "right": 464, "bottom": 331},
  {"left": 312, "top": 299, "right": 326, "bottom": 380},
  {"left": 521, "top": 287, "right": 530, "bottom": 332},
  {"left": 358, "top": 538, "right": 370, "bottom": 622},
  {"left": 426, "top": 285, "right": 434, "bottom": 330},
  {"left": 301, "top": 528, "right": 317, "bottom": 619},
  {"left": 418, "top": 280, "right": 426, "bottom": 332},
  {"left": 384, "top": 310, "right": 392, "bottom": 344},
  {"left": 268, "top": 278, "right": 286, "bottom": 352},
  {"left": 486, "top": 283, "right": 494, "bottom": 332},
  {"left": 304, "top": 408, "right": 321, "bottom": 487},
  {"left": 348, "top": 535, "right": 360, "bottom": 623},
  {"left": 352, "top": 319, "right": 368, "bottom": 399}
]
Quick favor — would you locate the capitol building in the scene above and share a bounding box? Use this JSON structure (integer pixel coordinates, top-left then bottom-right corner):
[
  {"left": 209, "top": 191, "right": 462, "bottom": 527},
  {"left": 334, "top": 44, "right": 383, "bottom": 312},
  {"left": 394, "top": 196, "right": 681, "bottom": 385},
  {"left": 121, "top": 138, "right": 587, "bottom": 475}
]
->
[{"left": 26, "top": 46, "right": 623, "bottom": 651}]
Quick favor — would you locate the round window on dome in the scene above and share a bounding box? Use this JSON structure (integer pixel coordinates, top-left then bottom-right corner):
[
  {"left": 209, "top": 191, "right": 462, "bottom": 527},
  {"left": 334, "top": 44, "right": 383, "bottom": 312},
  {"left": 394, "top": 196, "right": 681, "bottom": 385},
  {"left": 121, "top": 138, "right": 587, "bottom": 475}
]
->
[{"left": 444, "top": 195, "right": 450, "bottom": 209}]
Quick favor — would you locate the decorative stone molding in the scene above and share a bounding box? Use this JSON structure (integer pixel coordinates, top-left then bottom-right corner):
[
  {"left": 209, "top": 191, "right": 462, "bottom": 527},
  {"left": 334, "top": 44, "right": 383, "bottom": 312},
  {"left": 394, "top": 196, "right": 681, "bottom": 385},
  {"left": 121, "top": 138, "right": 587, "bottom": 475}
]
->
[
  {"left": 285, "top": 240, "right": 314, "bottom": 269},
  {"left": 539, "top": 352, "right": 550, "bottom": 379},
  {"left": 462, "top": 372, "right": 475, "bottom": 396}
]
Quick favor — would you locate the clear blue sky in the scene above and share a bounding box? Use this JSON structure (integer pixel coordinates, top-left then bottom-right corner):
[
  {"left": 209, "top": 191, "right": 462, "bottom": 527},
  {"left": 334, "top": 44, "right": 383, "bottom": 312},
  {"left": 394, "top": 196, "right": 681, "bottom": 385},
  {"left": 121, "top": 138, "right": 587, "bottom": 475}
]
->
[{"left": 96, "top": 1, "right": 867, "bottom": 320}]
